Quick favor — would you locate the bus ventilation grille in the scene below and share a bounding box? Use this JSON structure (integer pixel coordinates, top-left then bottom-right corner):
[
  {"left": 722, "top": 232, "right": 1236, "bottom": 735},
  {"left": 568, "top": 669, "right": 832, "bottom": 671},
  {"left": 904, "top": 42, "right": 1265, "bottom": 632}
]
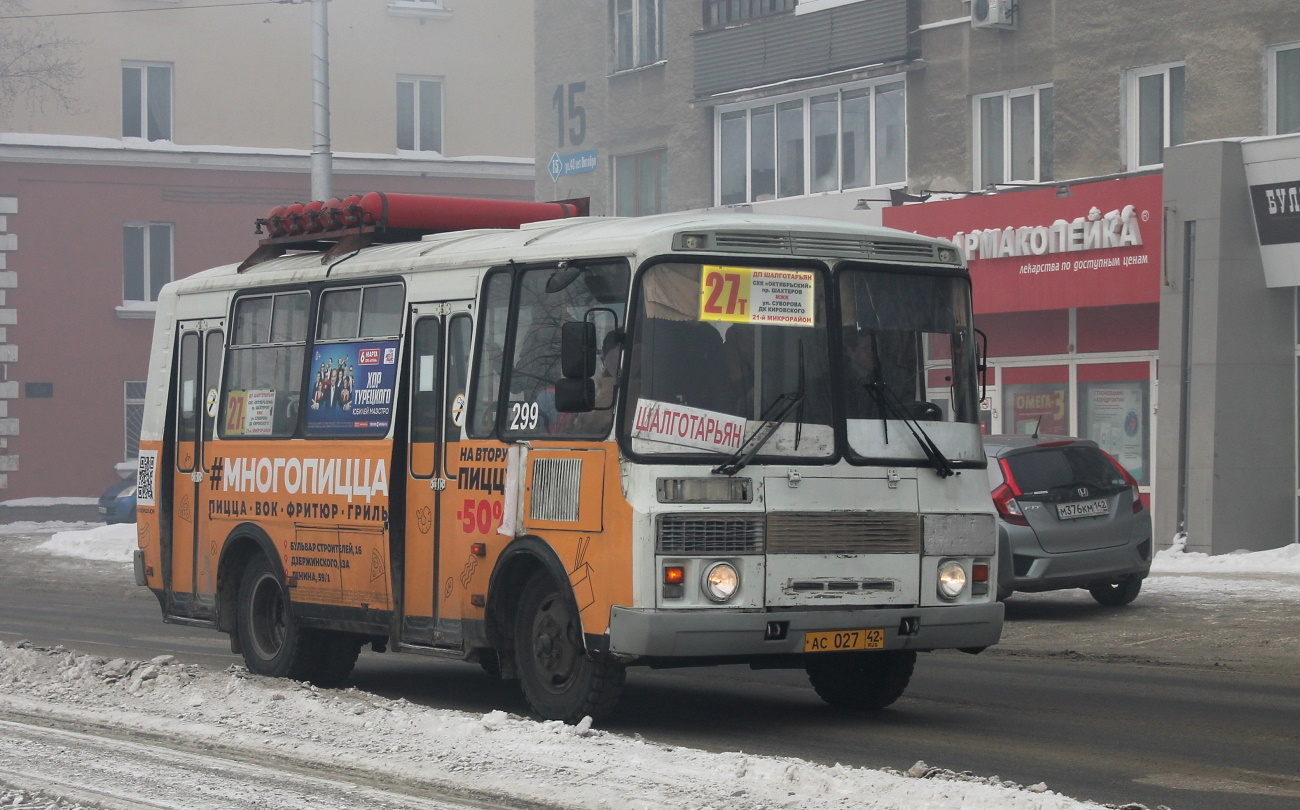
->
[
  {"left": 766, "top": 512, "right": 921, "bottom": 554},
  {"left": 711, "top": 232, "right": 937, "bottom": 262},
  {"left": 529, "top": 457, "right": 583, "bottom": 522},
  {"left": 657, "top": 514, "right": 765, "bottom": 555}
]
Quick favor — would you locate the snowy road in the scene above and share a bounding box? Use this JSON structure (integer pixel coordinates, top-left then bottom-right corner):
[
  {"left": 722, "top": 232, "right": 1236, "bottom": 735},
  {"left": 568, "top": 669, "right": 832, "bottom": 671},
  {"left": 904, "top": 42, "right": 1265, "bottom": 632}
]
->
[
  {"left": 0, "top": 713, "right": 508, "bottom": 810},
  {"left": 2, "top": 523, "right": 1299, "bottom": 809}
]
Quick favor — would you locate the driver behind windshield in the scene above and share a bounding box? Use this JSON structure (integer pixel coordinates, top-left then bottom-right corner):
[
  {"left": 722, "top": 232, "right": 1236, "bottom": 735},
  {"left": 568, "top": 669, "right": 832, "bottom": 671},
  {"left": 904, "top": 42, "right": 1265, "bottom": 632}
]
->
[{"left": 842, "top": 327, "right": 925, "bottom": 420}]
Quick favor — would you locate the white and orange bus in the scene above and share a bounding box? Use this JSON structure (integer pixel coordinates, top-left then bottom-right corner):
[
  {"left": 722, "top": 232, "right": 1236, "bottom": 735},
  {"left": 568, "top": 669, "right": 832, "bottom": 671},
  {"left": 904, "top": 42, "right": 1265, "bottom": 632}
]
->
[{"left": 134, "top": 193, "right": 1002, "bottom": 722}]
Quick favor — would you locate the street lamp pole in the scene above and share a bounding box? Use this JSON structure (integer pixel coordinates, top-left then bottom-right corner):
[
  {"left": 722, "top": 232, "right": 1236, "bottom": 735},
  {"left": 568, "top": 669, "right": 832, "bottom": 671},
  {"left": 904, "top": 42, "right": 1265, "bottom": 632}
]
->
[{"left": 310, "top": 0, "right": 332, "bottom": 200}]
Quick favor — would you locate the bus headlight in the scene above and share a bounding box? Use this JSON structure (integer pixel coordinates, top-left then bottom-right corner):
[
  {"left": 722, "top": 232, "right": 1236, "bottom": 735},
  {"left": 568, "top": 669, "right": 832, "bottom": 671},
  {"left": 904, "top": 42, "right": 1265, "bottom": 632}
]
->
[
  {"left": 702, "top": 562, "right": 739, "bottom": 602},
  {"left": 937, "top": 561, "right": 967, "bottom": 600}
]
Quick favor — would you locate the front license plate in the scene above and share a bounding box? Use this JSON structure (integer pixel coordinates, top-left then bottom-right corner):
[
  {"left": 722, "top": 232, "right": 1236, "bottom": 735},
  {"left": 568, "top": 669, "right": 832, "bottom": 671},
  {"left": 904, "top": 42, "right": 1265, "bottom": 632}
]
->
[
  {"left": 804, "top": 628, "right": 886, "bottom": 653},
  {"left": 1057, "top": 498, "right": 1109, "bottom": 519}
]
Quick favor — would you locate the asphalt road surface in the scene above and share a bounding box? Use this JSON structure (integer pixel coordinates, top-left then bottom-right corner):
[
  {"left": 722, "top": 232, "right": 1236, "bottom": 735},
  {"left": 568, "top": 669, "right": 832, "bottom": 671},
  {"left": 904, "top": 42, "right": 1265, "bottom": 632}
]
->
[{"left": 2, "top": 529, "right": 1298, "bottom": 810}]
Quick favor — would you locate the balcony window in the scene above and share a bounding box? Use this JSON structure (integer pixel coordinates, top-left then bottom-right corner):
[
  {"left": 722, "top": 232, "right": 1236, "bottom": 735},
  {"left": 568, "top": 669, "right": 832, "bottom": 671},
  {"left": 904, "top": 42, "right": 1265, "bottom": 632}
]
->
[{"left": 716, "top": 77, "right": 905, "bottom": 205}]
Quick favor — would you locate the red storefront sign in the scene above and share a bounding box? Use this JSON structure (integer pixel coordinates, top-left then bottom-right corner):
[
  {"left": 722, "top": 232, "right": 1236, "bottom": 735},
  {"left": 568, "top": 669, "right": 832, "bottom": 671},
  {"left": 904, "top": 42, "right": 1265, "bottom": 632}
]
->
[{"left": 883, "top": 173, "right": 1163, "bottom": 314}]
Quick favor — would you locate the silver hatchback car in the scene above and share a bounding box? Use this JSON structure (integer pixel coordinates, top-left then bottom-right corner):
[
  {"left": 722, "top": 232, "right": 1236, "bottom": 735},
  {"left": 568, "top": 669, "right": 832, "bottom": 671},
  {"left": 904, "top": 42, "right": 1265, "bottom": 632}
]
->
[{"left": 984, "top": 435, "right": 1153, "bottom": 606}]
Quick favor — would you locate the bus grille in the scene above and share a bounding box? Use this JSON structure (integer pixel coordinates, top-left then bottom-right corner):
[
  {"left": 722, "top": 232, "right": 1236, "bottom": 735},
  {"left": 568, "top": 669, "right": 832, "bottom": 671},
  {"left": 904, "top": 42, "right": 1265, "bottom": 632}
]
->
[
  {"left": 766, "top": 512, "right": 921, "bottom": 554},
  {"left": 529, "top": 457, "right": 583, "bottom": 522},
  {"left": 657, "top": 514, "right": 765, "bottom": 555}
]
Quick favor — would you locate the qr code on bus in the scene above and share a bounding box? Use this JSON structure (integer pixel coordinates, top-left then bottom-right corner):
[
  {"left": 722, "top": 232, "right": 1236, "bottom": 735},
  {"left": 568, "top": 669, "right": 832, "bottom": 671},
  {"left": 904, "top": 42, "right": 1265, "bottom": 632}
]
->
[{"left": 136, "top": 450, "right": 158, "bottom": 507}]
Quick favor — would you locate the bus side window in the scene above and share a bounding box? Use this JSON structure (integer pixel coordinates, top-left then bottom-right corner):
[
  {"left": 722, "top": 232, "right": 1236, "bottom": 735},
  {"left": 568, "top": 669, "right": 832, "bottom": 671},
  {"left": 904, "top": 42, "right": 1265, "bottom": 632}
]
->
[
  {"left": 222, "top": 292, "right": 308, "bottom": 439},
  {"left": 467, "top": 270, "right": 512, "bottom": 438},
  {"left": 445, "top": 314, "right": 473, "bottom": 441},
  {"left": 176, "top": 332, "right": 199, "bottom": 471}
]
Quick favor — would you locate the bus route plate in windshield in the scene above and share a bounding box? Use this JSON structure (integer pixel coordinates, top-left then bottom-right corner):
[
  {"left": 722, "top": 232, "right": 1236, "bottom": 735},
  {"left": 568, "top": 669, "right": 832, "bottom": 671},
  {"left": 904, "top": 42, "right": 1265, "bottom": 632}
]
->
[
  {"left": 699, "top": 266, "right": 815, "bottom": 327},
  {"left": 804, "top": 628, "right": 885, "bottom": 653}
]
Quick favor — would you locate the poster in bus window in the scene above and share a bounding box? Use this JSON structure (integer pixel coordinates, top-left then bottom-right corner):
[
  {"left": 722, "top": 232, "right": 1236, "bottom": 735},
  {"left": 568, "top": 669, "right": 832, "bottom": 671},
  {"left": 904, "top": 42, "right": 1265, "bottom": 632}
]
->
[
  {"left": 1083, "top": 382, "right": 1146, "bottom": 483},
  {"left": 1004, "top": 383, "right": 1068, "bottom": 436},
  {"left": 306, "top": 340, "right": 399, "bottom": 435}
]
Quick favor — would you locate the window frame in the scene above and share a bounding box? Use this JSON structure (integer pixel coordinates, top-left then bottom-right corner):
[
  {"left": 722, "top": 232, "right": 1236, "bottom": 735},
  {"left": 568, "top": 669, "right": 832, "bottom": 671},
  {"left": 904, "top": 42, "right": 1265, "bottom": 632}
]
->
[
  {"left": 714, "top": 75, "right": 907, "bottom": 206},
  {"left": 1267, "top": 41, "right": 1300, "bottom": 136},
  {"left": 972, "top": 84, "right": 1054, "bottom": 189},
  {"left": 122, "top": 222, "right": 173, "bottom": 304},
  {"left": 122, "top": 61, "right": 172, "bottom": 142},
  {"left": 1125, "top": 62, "right": 1186, "bottom": 170},
  {"left": 613, "top": 0, "right": 665, "bottom": 73},
  {"left": 614, "top": 149, "right": 668, "bottom": 216},
  {"left": 396, "top": 75, "right": 444, "bottom": 153}
]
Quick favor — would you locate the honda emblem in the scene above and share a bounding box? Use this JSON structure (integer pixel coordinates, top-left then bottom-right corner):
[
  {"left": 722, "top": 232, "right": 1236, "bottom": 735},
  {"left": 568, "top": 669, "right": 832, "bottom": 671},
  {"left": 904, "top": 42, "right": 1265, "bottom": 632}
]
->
[{"left": 1077, "top": 487, "right": 1089, "bottom": 498}]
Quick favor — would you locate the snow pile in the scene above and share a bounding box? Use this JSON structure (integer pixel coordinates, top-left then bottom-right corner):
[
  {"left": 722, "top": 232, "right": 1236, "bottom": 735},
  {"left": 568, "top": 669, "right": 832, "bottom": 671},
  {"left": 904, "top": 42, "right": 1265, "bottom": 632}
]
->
[
  {"left": 0, "top": 521, "right": 98, "bottom": 537},
  {"left": 0, "top": 642, "right": 1151, "bottom": 810},
  {"left": 1152, "top": 535, "right": 1300, "bottom": 575},
  {"left": 31, "top": 524, "right": 137, "bottom": 563}
]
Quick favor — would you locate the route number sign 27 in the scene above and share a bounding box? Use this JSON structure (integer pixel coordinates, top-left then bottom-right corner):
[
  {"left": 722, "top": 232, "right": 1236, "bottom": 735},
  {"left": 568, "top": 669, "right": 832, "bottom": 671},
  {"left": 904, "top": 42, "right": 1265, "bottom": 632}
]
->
[{"left": 698, "top": 265, "right": 816, "bottom": 327}]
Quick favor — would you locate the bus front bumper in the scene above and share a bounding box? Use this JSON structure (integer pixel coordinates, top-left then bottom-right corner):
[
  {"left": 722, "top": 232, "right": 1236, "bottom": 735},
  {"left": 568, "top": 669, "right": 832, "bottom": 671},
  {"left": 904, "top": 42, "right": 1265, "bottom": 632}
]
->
[{"left": 607, "top": 602, "right": 1003, "bottom": 659}]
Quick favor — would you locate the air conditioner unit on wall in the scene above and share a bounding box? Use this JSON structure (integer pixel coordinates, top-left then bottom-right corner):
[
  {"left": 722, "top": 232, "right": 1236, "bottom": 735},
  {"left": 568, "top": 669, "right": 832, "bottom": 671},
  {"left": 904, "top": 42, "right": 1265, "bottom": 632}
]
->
[{"left": 971, "top": 0, "right": 1016, "bottom": 30}]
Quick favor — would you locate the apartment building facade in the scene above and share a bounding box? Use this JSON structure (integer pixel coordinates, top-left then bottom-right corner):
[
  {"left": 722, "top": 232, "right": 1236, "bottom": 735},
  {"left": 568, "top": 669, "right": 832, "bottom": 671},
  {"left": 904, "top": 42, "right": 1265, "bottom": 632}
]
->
[
  {"left": 534, "top": 0, "right": 1300, "bottom": 551},
  {"left": 0, "top": 0, "right": 535, "bottom": 498}
]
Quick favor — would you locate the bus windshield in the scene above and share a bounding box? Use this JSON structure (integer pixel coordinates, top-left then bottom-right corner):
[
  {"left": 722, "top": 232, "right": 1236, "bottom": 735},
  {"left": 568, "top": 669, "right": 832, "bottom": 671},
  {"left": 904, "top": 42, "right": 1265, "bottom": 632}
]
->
[
  {"left": 837, "top": 266, "right": 982, "bottom": 464},
  {"left": 623, "top": 261, "right": 834, "bottom": 460}
]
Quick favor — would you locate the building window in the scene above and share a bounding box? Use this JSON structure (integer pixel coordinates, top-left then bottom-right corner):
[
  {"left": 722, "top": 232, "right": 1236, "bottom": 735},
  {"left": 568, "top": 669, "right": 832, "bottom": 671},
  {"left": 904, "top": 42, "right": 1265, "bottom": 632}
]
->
[
  {"left": 1269, "top": 43, "right": 1300, "bottom": 135},
  {"left": 614, "top": 0, "right": 664, "bottom": 71},
  {"left": 123, "top": 223, "right": 172, "bottom": 304},
  {"left": 703, "top": 0, "right": 794, "bottom": 27},
  {"left": 973, "top": 85, "right": 1053, "bottom": 189},
  {"left": 387, "top": 0, "right": 452, "bottom": 18},
  {"left": 1126, "top": 63, "right": 1185, "bottom": 170},
  {"left": 124, "top": 381, "right": 147, "bottom": 460},
  {"left": 716, "top": 77, "right": 905, "bottom": 205},
  {"left": 397, "top": 77, "right": 443, "bottom": 152},
  {"left": 615, "top": 150, "right": 668, "bottom": 216},
  {"left": 122, "top": 62, "right": 172, "bottom": 141}
]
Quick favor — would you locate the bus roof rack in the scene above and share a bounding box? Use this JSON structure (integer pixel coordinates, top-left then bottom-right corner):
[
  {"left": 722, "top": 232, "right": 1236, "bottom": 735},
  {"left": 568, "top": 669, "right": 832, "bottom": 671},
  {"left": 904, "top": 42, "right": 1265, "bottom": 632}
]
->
[{"left": 237, "top": 192, "right": 590, "bottom": 273}]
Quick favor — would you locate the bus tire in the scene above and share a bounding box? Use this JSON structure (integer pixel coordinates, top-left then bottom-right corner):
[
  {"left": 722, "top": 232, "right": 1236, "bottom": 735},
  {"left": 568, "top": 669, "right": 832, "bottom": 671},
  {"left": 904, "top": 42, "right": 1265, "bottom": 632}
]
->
[
  {"left": 805, "top": 650, "right": 916, "bottom": 710},
  {"left": 310, "top": 632, "right": 361, "bottom": 688},
  {"left": 235, "top": 555, "right": 317, "bottom": 682},
  {"left": 514, "top": 574, "right": 624, "bottom": 724}
]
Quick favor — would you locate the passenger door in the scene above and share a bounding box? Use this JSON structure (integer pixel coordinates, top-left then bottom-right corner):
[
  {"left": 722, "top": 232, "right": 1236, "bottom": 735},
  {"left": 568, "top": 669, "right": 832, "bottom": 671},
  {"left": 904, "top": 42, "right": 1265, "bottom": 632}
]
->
[
  {"left": 400, "top": 301, "right": 473, "bottom": 646},
  {"left": 167, "top": 319, "right": 224, "bottom": 616}
]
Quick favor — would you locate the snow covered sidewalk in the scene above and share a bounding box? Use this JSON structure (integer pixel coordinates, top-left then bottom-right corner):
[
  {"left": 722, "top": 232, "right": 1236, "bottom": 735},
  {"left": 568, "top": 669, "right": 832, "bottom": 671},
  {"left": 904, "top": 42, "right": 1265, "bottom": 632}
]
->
[{"left": 0, "top": 640, "right": 1141, "bottom": 810}]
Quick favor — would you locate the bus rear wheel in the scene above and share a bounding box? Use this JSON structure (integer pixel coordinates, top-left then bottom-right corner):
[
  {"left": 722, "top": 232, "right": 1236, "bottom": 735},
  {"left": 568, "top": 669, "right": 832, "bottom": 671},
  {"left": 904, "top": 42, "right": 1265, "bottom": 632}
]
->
[
  {"left": 235, "top": 555, "right": 319, "bottom": 682},
  {"left": 514, "top": 574, "right": 624, "bottom": 724},
  {"left": 805, "top": 650, "right": 916, "bottom": 710}
]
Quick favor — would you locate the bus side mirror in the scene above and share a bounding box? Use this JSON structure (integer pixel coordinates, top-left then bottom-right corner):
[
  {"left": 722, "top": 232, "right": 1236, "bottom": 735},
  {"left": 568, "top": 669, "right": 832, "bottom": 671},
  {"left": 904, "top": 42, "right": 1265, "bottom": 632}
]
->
[
  {"left": 561, "top": 321, "right": 597, "bottom": 379},
  {"left": 555, "top": 377, "right": 595, "bottom": 412}
]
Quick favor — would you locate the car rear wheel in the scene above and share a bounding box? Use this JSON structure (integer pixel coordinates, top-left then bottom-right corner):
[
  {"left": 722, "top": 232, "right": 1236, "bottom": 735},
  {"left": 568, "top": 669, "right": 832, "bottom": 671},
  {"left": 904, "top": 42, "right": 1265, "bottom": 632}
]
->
[
  {"left": 1088, "top": 574, "right": 1142, "bottom": 606},
  {"left": 805, "top": 650, "right": 916, "bottom": 710}
]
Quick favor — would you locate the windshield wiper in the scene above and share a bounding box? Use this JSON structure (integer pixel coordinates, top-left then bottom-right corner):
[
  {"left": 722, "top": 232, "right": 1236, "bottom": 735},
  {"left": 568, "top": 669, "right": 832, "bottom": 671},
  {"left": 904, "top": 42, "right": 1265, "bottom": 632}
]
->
[
  {"left": 865, "top": 380, "right": 957, "bottom": 479},
  {"left": 712, "top": 388, "right": 804, "bottom": 476}
]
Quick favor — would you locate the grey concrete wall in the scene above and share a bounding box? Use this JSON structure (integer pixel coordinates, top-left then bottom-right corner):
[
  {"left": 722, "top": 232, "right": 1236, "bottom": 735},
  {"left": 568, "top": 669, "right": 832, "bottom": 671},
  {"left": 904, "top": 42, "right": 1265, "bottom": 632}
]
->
[
  {"left": 1157, "top": 140, "right": 1295, "bottom": 553},
  {"left": 534, "top": 1, "right": 711, "bottom": 213},
  {"left": 911, "top": 0, "right": 1300, "bottom": 192}
]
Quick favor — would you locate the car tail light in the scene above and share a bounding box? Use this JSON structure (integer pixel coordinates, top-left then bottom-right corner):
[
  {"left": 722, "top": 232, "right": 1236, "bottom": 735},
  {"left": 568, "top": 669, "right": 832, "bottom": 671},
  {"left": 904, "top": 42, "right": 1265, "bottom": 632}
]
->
[
  {"left": 1100, "top": 450, "right": 1145, "bottom": 513},
  {"left": 992, "top": 459, "right": 1029, "bottom": 525}
]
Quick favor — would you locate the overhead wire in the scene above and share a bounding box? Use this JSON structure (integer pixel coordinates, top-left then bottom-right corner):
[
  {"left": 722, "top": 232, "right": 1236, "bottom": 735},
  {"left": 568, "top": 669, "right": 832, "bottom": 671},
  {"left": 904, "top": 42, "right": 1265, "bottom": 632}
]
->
[{"left": 0, "top": 1, "right": 305, "bottom": 21}]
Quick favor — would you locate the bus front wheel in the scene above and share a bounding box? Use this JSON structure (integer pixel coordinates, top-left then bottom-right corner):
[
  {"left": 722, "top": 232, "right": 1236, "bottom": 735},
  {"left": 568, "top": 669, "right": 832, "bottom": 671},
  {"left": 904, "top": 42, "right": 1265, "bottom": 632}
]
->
[
  {"left": 805, "top": 650, "right": 916, "bottom": 710},
  {"left": 514, "top": 574, "right": 624, "bottom": 724},
  {"left": 235, "top": 555, "right": 318, "bottom": 682}
]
